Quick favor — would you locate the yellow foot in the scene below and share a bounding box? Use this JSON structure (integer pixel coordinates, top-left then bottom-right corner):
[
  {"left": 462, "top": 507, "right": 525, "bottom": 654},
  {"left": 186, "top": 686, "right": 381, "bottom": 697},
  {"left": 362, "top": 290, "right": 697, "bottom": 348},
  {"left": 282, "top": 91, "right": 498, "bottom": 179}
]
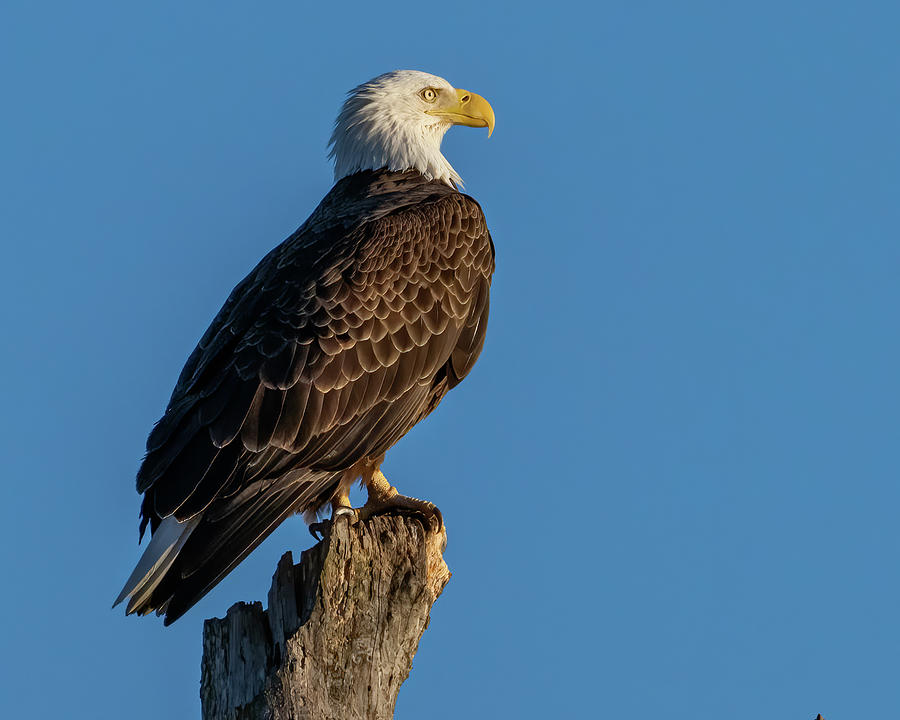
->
[
  {"left": 308, "top": 506, "right": 355, "bottom": 541},
  {"left": 358, "top": 467, "right": 443, "bottom": 530},
  {"left": 310, "top": 463, "right": 443, "bottom": 538},
  {"left": 308, "top": 488, "right": 355, "bottom": 540},
  {"left": 357, "top": 492, "right": 443, "bottom": 529}
]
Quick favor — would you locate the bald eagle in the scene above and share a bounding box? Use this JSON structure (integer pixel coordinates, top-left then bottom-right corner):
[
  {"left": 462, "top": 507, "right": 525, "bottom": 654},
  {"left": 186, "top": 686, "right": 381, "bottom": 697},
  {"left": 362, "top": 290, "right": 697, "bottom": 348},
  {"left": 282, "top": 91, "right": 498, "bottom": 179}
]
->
[{"left": 115, "top": 71, "right": 495, "bottom": 624}]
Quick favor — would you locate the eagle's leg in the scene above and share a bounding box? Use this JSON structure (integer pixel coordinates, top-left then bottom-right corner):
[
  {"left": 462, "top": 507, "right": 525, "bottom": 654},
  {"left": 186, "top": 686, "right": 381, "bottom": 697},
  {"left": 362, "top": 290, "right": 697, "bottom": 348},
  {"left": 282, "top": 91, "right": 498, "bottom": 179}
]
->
[
  {"left": 357, "top": 461, "right": 443, "bottom": 529},
  {"left": 308, "top": 471, "right": 356, "bottom": 540}
]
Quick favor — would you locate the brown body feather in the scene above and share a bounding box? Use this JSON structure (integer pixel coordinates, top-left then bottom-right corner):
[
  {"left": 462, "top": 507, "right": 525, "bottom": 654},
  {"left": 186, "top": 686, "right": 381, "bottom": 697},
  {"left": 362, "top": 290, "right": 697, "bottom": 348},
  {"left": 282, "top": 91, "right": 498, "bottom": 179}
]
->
[{"left": 129, "top": 169, "right": 493, "bottom": 624}]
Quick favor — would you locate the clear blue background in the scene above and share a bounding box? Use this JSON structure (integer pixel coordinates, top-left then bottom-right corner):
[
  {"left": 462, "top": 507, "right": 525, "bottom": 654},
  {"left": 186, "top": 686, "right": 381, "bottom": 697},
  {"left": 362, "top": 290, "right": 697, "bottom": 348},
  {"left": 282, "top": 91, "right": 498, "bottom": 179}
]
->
[{"left": 1, "top": 2, "right": 897, "bottom": 718}]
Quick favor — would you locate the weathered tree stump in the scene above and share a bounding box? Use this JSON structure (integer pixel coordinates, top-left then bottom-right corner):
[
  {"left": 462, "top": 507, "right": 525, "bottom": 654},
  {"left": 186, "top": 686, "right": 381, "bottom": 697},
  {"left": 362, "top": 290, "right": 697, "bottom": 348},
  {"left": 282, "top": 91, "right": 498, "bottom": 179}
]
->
[{"left": 200, "top": 514, "right": 450, "bottom": 720}]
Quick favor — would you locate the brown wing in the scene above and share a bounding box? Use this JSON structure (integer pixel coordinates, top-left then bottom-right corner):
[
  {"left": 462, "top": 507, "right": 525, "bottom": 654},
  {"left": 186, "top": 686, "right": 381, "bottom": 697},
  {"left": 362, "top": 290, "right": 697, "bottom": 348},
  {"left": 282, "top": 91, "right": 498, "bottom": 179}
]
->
[{"left": 130, "top": 175, "right": 494, "bottom": 623}]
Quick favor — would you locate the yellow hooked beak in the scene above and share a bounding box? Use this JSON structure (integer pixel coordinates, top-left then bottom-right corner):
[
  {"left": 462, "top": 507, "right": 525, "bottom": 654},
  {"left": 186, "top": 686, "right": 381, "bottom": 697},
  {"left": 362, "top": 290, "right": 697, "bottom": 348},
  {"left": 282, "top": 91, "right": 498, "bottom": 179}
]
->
[{"left": 426, "top": 88, "right": 495, "bottom": 137}]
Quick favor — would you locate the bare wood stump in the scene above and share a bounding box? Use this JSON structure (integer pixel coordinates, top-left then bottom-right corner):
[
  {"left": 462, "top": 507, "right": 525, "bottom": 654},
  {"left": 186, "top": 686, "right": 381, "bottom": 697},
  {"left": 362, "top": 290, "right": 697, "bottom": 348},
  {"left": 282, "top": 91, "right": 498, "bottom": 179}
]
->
[{"left": 200, "top": 514, "right": 450, "bottom": 720}]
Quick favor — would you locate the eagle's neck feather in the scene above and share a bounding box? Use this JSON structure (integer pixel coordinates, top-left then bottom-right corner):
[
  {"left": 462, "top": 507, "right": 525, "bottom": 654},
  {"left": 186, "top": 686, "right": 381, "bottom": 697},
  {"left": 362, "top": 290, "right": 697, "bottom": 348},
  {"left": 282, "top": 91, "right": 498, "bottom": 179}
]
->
[{"left": 328, "top": 85, "right": 461, "bottom": 188}]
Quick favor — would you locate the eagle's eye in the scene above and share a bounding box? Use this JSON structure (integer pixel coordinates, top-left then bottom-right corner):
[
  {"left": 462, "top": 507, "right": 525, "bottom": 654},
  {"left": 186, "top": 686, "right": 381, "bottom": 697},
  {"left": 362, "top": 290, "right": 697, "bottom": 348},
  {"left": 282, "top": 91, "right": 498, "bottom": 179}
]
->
[{"left": 420, "top": 88, "right": 438, "bottom": 103}]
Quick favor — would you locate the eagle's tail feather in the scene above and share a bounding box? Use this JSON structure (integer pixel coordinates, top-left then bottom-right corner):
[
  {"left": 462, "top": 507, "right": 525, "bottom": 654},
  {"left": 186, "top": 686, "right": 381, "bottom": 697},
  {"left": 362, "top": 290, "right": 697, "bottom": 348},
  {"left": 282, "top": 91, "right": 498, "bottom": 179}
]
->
[
  {"left": 115, "top": 470, "right": 341, "bottom": 624},
  {"left": 113, "top": 515, "right": 199, "bottom": 612},
  {"left": 155, "top": 470, "right": 341, "bottom": 625}
]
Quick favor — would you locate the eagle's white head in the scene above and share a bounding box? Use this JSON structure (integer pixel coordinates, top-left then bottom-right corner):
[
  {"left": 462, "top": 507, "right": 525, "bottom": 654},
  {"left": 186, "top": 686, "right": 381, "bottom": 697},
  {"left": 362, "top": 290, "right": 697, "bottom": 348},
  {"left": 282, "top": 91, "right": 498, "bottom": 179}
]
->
[{"left": 328, "top": 70, "right": 495, "bottom": 187}]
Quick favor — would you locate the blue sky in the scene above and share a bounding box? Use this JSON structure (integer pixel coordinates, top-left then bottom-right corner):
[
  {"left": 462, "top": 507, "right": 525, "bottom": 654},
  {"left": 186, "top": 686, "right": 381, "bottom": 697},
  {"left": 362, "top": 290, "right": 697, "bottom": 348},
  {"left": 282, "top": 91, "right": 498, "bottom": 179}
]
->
[{"left": 2, "top": 1, "right": 898, "bottom": 717}]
